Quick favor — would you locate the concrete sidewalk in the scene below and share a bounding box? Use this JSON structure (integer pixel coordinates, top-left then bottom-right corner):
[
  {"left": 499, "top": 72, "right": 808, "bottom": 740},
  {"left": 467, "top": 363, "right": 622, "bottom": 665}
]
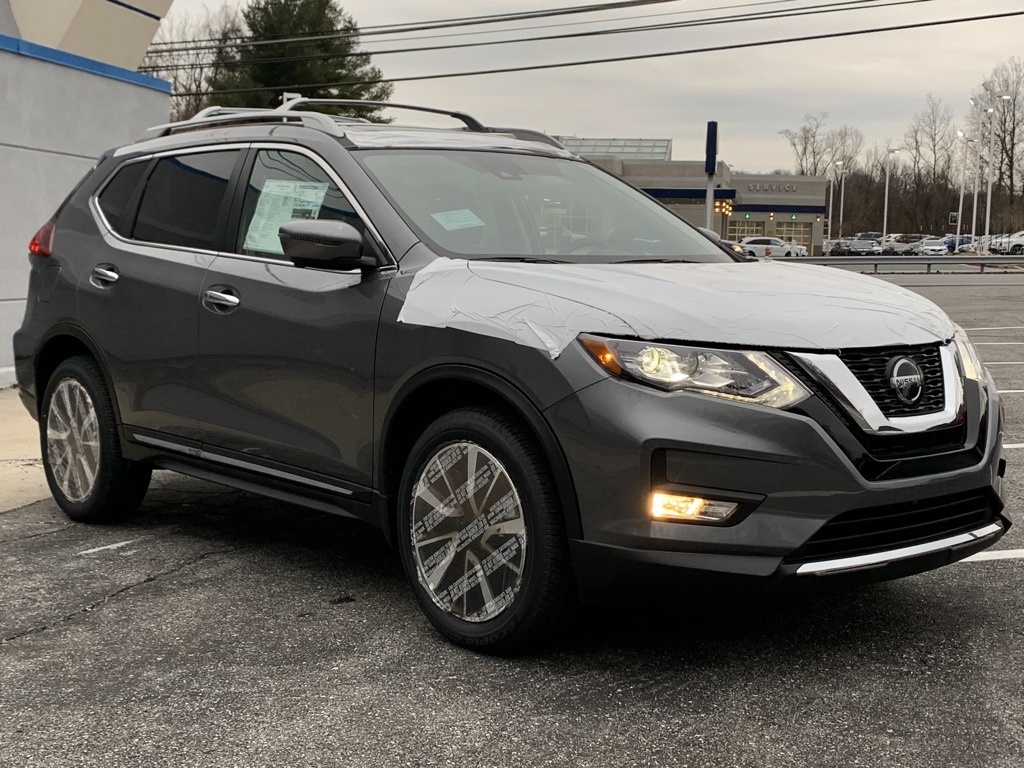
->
[{"left": 0, "top": 387, "right": 47, "bottom": 512}]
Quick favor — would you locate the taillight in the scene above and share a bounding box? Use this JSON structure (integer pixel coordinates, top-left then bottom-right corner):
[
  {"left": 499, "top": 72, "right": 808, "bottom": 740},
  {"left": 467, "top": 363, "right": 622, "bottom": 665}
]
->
[{"left": 29, "top": 221, "right": 55, "bottom": 257}]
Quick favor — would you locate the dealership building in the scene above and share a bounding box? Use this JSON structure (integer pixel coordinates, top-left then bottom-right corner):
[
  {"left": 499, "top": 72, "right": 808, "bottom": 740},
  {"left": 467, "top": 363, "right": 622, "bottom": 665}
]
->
[
  {"left": 0, "top": 0, "right": 172, "bottom": 385},
  {"left": 556, "top": 137, "right": 828, "bottom": 252}
]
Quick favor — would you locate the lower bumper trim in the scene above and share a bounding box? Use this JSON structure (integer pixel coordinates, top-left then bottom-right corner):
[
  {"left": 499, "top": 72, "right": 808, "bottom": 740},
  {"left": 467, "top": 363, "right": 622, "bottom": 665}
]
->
[{"left": 795, "top": 522, "right": 1003, "bottom": 575}]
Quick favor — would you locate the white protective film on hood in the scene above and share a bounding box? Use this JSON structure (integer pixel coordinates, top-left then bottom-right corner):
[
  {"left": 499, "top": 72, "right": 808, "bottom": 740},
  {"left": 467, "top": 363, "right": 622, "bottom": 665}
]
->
[{"left": 396, "top": 258, "right": 956, "bottom": 358}]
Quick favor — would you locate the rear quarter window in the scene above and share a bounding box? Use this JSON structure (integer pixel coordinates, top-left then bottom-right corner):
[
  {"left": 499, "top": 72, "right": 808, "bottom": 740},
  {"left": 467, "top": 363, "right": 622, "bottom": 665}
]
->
[{"left": 96, "top": 161, "right": 147, "bottom": 236}]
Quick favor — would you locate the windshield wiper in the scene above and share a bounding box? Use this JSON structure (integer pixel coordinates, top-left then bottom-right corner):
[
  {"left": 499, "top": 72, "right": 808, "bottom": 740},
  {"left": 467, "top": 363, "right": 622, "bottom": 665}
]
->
[
  {"left": 475, "top": 256, "right": 569, "bottom": 264},
  {"left": 610, "top": 258, "right": 695, "bottom": 264}
]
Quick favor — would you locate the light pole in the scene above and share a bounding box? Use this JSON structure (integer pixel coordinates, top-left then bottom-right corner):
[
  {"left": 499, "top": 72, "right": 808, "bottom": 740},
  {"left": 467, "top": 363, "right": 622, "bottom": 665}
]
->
[
  {"left": 837, "top": 164, "right": 849, "bottom": 241},
  {"left": 882, "top": 148, "right": 898, "bottom": 244},
  {"left": 826, "top": 175, "right": 834, "bottom": 253},
  {"left": 826, "top": 161, "right": 842, "bottom": 253},
  {"left": 982, "top": 82, "right": 1011, "bottom": 255},
  {"left": 969, "top": 99, "right": 982, "bottom": 251},
  {"left": 955, "top": 130, "right": 974, "bottom": 252}
]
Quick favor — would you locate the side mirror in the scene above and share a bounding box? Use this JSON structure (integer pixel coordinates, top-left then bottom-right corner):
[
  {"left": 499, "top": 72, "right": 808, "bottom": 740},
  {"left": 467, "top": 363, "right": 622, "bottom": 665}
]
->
[{"left": 278, "top": 219, "right": 375, "bottom": 270}]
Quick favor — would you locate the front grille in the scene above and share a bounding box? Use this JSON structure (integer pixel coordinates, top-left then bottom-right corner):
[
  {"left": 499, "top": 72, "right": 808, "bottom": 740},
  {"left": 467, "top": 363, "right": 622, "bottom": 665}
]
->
[
  {"left": 839, "top": 344, "right": 944, "bottom": 416},
  {"left": 786, "top": 490, "right": 995, "bottom": 564},
  {"left": 778, "top": 354, "right": 968, "bottom": 464}
]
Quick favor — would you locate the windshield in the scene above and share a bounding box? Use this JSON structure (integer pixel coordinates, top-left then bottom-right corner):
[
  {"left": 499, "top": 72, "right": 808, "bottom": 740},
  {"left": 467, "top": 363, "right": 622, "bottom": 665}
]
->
[{"left": 355, "top": 150, "right": 734, "bottom": 264}]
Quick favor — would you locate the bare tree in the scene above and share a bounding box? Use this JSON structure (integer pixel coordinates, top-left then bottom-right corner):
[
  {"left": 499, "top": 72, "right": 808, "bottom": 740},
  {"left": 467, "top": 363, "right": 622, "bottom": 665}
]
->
[
  {"left": 141, "top": 7, "right": 245, "bottom": 121},
  {"left": 779, "top": 112, "right": 864, "bottom": 176},
  {"left": 986, "top": 57, "right": 1024, "bottom": 204},
  {"left": 779, "top": 112, "right": 831, "bottom": 175}
]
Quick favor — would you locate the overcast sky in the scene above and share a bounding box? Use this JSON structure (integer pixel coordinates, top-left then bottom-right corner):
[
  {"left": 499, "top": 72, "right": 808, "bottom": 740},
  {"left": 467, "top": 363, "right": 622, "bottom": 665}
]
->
[{"left": 164, "top": 0, "right": 1021, "bottom": 173}]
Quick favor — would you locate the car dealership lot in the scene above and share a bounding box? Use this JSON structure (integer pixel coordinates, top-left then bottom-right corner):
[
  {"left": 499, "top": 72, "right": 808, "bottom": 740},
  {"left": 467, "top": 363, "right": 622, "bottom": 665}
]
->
[{"left": 2, "top": 273, "right": 1022, "bottom": 768}]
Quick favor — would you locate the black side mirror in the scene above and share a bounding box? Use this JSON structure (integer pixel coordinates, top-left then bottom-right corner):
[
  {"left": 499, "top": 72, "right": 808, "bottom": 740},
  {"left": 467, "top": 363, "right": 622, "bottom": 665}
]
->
[{"left": 278, "top": 219, "right": 376, "bottom": 270}]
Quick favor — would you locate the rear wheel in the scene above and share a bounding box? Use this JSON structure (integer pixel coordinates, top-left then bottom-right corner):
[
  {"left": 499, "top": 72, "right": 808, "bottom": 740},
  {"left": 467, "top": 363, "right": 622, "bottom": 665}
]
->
[
  {"left": 40, "top": 356, "right": 150, "bottom": 522},
  {"left": 397, "top": 408, "right": 571, "bottom": 654}
]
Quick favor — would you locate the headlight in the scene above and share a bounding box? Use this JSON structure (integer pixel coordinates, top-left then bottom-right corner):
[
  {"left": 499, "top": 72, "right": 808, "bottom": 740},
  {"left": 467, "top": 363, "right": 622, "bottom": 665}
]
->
[
  {"left": 580, "top": 334, "right": 809, "bottom": 408},
  {"left": 953, "top": 327, "right": 987, "bottom": 381}
]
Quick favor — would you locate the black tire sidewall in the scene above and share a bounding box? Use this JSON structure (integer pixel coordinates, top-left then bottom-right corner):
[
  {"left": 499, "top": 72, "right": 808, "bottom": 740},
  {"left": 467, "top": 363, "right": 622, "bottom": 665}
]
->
[
  {"left": 39, "top": 356, "right": 146, "bottom": 522},
  {"left": 397, "top": 409, "right": 565, "bottom": 651}
]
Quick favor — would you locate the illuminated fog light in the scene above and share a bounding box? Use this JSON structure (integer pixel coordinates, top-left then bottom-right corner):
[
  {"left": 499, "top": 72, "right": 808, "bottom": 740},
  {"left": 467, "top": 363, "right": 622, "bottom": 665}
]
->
[{"left": 650, "top": 492, "right": 738, "bottom": 523}]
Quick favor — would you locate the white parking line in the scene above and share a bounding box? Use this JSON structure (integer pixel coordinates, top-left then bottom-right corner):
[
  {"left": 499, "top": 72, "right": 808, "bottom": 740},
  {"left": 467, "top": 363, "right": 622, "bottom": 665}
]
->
[
  {"left": 962, "top": 549, "right": 1024, "bottom": 563},
  {"left": 999, "top": 390, "right": 1024, "bottom": 394},
  {"left": 985, "top": 361, "right": 1024, "bottom": 365},
  {"left": 964, "top": 326, "right": 1024, "bottom": 331},
  {"left": 1003, "top": 443, "right": 1023, "bottom": 449},
  {"left": 76, "top": 539, "right": 138, "bottom": 556},
  {"left": 975, "top": 342, "right": 1024, "bottom": 345}
]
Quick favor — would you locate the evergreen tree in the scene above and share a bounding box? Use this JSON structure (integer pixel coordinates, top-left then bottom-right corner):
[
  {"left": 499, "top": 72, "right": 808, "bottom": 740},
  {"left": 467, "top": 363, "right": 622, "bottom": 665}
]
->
[{"left": 207, "top": 0, "right": 392, "bottom": 120}]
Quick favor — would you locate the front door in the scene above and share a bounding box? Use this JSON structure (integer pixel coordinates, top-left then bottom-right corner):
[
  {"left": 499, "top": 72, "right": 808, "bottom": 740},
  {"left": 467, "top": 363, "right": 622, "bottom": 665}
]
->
[{"left": 195, "top": 147, "right": 389, "bottom": 489}]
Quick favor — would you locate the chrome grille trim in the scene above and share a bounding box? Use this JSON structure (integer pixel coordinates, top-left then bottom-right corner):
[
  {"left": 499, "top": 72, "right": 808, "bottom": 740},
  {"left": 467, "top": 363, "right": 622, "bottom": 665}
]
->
[{"left": 790, "top": 343, "right": 964, "bottom": 435}]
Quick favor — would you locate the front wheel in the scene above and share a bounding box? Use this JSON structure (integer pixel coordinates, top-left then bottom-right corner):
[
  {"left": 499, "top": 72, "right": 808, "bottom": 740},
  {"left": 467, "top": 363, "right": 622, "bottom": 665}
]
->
[
  {"left": 40, "top": 356, "right": 151, "bottom": 523},
  {"left": 397, "top": 408, "right": 571, "bottom": 654}
]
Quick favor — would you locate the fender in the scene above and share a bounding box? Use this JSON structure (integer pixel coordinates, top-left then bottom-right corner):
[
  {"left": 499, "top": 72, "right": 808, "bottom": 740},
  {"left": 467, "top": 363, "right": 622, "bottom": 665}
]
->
[{"left": 378, "top": 363, "right": 583, "bottom": 541}]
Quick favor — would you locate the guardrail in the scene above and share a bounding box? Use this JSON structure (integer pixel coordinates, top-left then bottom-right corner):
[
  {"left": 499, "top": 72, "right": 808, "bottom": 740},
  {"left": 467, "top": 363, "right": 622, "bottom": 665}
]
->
[{"left": 798, "top": 255, "right": 1024, "bottom": 274}]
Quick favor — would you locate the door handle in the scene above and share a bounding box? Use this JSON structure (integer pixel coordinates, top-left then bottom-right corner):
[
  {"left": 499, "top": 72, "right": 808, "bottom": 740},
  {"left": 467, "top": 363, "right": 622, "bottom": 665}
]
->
[
  {"left": 91, "top": 266, "right": 119, "bottom": 285},
  {"left": 204, "top": 289, "right": 240, "bottom": 309}
]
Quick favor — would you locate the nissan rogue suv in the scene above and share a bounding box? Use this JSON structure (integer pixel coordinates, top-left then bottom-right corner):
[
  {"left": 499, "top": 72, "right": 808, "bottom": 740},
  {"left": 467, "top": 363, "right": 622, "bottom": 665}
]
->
[{"left": 14, "top": 100, "right": 1009, "bottom": 653}]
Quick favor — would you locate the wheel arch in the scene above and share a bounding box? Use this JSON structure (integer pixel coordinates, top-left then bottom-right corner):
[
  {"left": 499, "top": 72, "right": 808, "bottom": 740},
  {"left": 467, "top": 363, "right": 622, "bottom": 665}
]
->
[
  {"left": 33, "top": 325, "right": 117, "bottom": 421},
  {"left": 378, "top": 365, "right": 582, "bottom": 547}
]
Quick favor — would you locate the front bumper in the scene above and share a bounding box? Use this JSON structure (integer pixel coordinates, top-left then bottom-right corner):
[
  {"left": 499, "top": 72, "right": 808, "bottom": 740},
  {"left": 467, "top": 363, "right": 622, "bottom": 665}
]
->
[{"left": 545, "top": 372, "right": 1008, "bottom": 593}]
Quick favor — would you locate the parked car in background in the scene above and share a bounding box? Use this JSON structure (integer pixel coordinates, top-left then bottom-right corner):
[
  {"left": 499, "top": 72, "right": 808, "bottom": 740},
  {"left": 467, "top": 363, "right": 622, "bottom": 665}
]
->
[
  {"left": 1005, "top": 231, "right": 1024, "bottom": 254},
  {"left": 785, "top": 240, "right": 809, "bottom": 257},
  {"left": 942, "top": 234, "right": 973, "bottom": 252},
  {"left": 849, "top": 239, "right": 880, "bottom": 256},
  {"left": 881, "top": 236, "right": 910, "bottom": 255},
  {"left": 739, "top": 237, "right": 800, "bottom": 259},
  {"left": 854, "top": 231, "right": 883, "bottom": 243},
  {"left": 919, "top": 238, "right": 951, "bottom": 256}
]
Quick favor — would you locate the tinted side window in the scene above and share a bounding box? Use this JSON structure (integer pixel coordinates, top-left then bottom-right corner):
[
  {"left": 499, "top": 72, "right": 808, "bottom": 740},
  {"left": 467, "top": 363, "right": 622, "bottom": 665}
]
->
[
  {"left": 236, "top": 149, "right": 359, "bottom": 257},
  {"left": 97, "top": 161, "right": 147, "bottom": 235},
  {"left": 134, "top": 151, "right": 239, "bottom": 250}
]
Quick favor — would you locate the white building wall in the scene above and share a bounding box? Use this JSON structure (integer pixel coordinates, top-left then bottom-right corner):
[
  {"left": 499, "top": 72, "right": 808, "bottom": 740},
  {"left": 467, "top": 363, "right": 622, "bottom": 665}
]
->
[{"left": 0, "top": 45, "right": 169, "bottom": 384}]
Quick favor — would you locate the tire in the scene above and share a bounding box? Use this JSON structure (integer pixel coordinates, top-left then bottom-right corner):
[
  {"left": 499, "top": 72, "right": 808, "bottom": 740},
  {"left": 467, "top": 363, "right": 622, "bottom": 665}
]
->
[
  {"left": 40, "top": 356, "right": 151, "bottom": 523},
  {"left": 397, "top": 407, "right": 571, "bottom": 654},
  {"left": 1012, "top": 244, "right": 1023, "bottom": 255}
]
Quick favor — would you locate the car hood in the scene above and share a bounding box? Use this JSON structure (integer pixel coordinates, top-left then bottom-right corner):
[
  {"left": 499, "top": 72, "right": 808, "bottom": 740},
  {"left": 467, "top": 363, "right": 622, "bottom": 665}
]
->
[{"left": 397, "top": 258, "right": 956, "bottom": 357}]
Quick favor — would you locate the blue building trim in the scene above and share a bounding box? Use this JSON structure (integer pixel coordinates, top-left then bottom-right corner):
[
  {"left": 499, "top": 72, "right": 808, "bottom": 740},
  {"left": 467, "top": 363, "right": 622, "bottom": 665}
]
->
[
  {"left": 643, "top": 187, "right": 737, "bottom": 200},
  {"left": 733, "top": 203, "right": 826, "bottom": 214},
  {"left": 104, "top": 0, "right": 161, "bottom": 22},
  {"left": 0, "top": 32, "right": 170, "bottom": 93}
]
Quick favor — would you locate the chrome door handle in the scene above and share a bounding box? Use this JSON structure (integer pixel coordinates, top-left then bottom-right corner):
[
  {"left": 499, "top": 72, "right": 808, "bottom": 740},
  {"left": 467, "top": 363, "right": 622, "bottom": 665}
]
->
[
  {"left": 92, "top": 266, "right": 119, "bottom": 284},
  {"left": 204, "top": 290, "right": 240, "bottom": 308}
]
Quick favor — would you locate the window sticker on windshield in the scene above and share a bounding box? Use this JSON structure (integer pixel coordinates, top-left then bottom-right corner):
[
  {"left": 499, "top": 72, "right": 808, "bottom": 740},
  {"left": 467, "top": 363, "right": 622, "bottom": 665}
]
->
[
  {"left": 430, "top": 208, "right": 485, "bottom": 231},
  {"left": 243, "top": 179, "right": 329, "bottom": 254}
]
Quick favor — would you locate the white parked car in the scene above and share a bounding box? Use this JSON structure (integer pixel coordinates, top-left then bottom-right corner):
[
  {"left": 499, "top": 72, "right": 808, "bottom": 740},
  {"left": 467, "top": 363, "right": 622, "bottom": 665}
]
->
[
  {"left": 919, "top": 238, "right": 950, "bottom": 256},
  {"left": 739, "top": 236, "right": 798, "bottom": 258}
]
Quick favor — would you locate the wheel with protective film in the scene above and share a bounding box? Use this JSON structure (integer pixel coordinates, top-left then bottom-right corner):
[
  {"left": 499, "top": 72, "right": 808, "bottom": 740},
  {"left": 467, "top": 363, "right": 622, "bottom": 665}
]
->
[
  {"left": 397, "top": 408, "right": 571, "bottom": 653},
  {"left": 40, "top": 356, "right": 151, "bottom": 523}
]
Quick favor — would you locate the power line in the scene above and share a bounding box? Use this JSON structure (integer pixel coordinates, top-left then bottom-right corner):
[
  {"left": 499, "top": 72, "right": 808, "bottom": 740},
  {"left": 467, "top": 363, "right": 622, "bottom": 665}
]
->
[
  {"left": 147, "top": 0, "right": 796, "bottom": 59},
  {"left": 142, "top": 0, "right": 937, "bottom": 73},
  {"left": 149, "top": 0, "right": 690, "bottom": 52},
  {"left": 174, "top": 10, "right": 1024, "bottom": 96}
]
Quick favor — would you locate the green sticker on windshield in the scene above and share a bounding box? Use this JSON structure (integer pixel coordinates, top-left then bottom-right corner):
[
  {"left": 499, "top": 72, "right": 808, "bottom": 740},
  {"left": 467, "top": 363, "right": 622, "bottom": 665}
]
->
[{"left": 431, "top": 208, "right": 485, "bottom": 231}]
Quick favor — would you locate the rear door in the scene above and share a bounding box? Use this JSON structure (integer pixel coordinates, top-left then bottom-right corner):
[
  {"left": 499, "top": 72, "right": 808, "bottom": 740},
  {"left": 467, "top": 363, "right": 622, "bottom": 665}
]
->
[
  {"left": 79, "top": 147, "right": 245, "bottom": 441},
  {"left": 195, "top": 145, "right": 392, "bottom": 490}
]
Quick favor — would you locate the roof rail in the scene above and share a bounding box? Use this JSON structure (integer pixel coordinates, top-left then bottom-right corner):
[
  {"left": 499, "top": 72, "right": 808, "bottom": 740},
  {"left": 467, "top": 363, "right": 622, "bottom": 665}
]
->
[
  {"left": 485, "top": 126, "right": 565, "bottom": 149},
  {"left": 147, "top": 109, "right": 346, "bottom": 138},
  {"left": 146, "top": 101, "right": 565, "bottom": 150},
  {"left": 278, "top": 98, "right": 486, "bottom": 132}
]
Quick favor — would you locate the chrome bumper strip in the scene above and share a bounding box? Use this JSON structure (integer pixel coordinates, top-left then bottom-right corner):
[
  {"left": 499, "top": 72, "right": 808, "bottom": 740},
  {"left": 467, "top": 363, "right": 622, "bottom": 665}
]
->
[{"left": 796, "top": 522, "right": 1003, "bottom": 575}]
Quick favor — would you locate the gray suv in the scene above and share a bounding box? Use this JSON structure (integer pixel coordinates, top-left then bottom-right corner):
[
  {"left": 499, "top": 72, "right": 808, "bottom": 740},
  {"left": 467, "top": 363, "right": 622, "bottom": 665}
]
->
[{"left": 14, "top": 100, "right": 1009, "bottom": 653}]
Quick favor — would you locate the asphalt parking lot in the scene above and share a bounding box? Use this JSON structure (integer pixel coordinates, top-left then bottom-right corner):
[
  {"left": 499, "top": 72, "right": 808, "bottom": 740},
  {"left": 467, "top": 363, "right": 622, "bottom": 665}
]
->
[{"left": 1, "top": 272, "right": 1022, "bottom": 768}]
